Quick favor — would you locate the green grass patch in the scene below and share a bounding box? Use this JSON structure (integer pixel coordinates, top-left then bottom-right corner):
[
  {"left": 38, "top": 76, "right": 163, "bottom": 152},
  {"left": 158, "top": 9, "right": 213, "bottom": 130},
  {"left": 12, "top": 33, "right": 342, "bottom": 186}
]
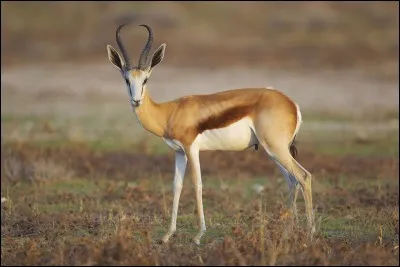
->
[
  {"left": 312, "top": 138, "right": 398, "bottom": 157},
  {"left": 319, "top": 211, "right": 398, "bottom": 243},
  {"left": 39, "top": 202, "right": 81, "bottom": 214},
  {"left": 300, "top": 129, "right": 398, "bottom": 157},
  {"left": 44, "top": 179, "right": 98, "bottom": 196},
  {"left": 302, "top": 111, "right": 359, "bottom": 123}
]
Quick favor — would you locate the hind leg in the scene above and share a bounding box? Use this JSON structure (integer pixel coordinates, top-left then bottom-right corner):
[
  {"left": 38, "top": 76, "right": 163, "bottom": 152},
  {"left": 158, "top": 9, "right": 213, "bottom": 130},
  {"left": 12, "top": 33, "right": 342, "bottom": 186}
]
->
[
  {"left": 253, "top": 102, "right": 314, "bottom": 237},
  {"left": 275, "top": 161, "right": 300, "bottom": 223},
  {"left": 259, "top": 139, "right": 315, "bottom": 236},
  {"left": 291, "top": 159, "right": 315, "bottom": 236}
]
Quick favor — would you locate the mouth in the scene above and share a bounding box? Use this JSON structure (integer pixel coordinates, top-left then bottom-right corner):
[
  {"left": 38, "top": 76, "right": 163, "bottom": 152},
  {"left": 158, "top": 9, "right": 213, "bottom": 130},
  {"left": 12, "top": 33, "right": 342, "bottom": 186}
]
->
[{"left": 131, "top": 100, "right": 141, "bottom": 107}]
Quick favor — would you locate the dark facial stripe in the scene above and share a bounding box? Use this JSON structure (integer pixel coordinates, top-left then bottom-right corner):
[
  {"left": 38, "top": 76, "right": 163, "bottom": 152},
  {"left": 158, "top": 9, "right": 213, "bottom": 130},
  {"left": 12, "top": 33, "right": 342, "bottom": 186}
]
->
[
  {"left": 124, "top": 77, "right": 132, "bottom": 97},
  {"left": 196, "top": 105, "right": 253, "bottom": 133},
  {"left": 141, "top": 78, "right": 147, "bottom": 95}
]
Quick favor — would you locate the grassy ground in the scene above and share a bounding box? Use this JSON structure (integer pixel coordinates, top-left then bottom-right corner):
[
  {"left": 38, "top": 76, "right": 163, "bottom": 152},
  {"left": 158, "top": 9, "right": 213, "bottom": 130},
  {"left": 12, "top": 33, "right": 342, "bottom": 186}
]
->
[{"left": 1, "top": 108, "right": 399, "bottom": 265}]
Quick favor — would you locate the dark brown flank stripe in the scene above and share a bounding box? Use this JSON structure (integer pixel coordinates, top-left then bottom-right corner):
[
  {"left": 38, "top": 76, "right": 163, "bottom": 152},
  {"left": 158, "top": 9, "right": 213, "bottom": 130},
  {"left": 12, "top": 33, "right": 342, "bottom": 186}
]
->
[{"left": 197, "top": 105, "right": 253, "bottom": 133}]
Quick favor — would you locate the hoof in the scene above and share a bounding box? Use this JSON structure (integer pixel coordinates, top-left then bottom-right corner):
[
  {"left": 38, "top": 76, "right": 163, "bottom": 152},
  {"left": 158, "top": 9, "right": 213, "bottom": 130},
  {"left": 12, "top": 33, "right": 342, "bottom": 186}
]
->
[
  {"left": 308, "top": 225, "right": 316, "bottom": 241},
  {"left": 193, "top": 238, "right": 201, "bottom": 245},
  {"left": 162, "top": 233, "right": 173, "bottom": 244}
]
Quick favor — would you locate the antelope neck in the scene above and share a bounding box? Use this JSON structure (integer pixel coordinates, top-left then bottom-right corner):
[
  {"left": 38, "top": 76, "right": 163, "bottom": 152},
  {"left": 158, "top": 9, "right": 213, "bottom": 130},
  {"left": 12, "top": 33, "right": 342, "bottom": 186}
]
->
[{"left": 133, "top": 88, "right": 173, "bottom": 137}]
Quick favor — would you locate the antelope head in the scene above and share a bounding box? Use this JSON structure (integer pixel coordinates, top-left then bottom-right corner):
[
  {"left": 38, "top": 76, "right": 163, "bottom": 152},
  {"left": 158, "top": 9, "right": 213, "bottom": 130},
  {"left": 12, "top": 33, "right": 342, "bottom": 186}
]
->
[{"left": 107, "top": 24, "right": 166, "bottom": 107}]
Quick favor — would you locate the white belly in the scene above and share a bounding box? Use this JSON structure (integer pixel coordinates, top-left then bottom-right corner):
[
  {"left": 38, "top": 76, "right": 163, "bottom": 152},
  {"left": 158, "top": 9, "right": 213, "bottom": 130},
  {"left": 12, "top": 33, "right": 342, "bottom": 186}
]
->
[{"left": 193, "top": 117, "right": 259, "bottom": 151}]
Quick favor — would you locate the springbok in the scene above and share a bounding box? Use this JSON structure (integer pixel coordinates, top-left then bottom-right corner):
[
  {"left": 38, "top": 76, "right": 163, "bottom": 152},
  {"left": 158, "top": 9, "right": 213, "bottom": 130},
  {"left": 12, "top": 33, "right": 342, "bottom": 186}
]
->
[{"left": 107, "top": 23, "right": 315, "bottom": 245}]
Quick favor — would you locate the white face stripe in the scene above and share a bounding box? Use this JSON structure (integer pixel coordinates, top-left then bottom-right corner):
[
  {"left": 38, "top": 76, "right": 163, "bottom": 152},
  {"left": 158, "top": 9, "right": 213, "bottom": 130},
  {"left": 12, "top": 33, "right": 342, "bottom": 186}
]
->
[{"left": 124, "top": 69, "right": 149, "bottom": 107}]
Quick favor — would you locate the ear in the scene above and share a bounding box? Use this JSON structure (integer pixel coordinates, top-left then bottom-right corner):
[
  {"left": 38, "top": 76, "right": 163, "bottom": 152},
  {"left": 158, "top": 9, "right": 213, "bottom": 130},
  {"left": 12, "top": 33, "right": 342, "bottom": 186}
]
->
[
  {"left": 107, "top": 45, "right": 125, "bottom": 71},
  {"left": 150, "top": 43, "right": 166, "bottom": 71}
]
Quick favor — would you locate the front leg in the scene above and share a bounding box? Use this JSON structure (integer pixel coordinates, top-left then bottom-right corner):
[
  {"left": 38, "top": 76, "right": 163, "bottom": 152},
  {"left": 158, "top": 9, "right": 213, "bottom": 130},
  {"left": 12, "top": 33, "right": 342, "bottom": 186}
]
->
[
  {"left": 162, "top": 150, "right": 187, "bottom": 243},
  {"left": 187, "top": 146, "right": 206, "bottom": 245}
]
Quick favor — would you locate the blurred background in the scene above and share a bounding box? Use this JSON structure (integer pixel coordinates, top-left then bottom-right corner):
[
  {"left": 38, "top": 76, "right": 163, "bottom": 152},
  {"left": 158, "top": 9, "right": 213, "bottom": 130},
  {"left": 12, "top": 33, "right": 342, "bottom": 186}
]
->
[
  {"left": 1, "top": 1, "right": 399, "bottom": 76},
  {"left": 1, "top": 1, "right": 398, "bottom": 151},
  {"left": 1, "top": 1, "right": 399, "bottom": 151}
]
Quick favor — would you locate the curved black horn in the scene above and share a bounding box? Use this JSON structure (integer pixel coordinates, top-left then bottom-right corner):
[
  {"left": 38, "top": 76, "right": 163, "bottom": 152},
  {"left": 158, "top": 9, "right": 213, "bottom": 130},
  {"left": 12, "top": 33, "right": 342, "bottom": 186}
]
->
[
  {"left": 116, "top": 23, "right": 133, "bottom": 70},
  {"left": 138, "top": 24, "right": 153, "bottom": 70}
]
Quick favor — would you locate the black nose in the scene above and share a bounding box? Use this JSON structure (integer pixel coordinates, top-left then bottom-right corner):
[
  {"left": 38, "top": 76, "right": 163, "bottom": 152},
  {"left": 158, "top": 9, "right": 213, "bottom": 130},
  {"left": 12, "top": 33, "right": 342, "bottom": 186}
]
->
[{"left": 132, "top": 100, "right": 140, "bottom": 106}]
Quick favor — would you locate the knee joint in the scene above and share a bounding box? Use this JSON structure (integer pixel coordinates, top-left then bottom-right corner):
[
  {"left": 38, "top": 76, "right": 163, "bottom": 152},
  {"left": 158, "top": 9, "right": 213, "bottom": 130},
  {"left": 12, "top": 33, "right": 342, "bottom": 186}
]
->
[
  {"left": 173, "top": 181, "right": 183, "bottom": 190},
  {"left": 195, "top": 183, "right": 202, "bottom": 191}
]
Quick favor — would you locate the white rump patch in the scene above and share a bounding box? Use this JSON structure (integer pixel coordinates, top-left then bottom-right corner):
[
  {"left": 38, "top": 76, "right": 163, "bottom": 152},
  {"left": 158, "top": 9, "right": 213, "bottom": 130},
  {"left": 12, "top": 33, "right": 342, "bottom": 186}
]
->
[{"left": 293, "top": 102, "right": 302, "bottom": 140}]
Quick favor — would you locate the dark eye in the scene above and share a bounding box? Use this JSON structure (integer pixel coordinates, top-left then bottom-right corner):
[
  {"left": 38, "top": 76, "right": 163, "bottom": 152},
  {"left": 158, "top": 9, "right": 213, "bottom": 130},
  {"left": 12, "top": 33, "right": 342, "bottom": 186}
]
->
[
  {"left": 143, "top": 78, "right": 148, "bottom": 85},
  {"left": 125, "top": 78, "right": 129, "bottom": 84}
]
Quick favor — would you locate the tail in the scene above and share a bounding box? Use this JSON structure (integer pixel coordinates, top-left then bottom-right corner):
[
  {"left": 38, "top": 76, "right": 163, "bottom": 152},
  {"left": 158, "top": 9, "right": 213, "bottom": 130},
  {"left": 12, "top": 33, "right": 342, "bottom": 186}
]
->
[
  {"left": 290, "top": 102, "right": 302, "bottom": 160},
  {"left": 289, "top": 135, "right": 298, "bottom": 159}
]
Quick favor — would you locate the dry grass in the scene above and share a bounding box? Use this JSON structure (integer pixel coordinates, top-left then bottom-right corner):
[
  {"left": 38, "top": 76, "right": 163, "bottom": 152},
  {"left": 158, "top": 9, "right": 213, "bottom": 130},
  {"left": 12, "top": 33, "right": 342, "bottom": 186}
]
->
[
  {"left": 1, "top": 141, "right": 399, "bottom": 266},
  {"left": 2, "top": 148, "right": 73, "bottom": 185}
]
